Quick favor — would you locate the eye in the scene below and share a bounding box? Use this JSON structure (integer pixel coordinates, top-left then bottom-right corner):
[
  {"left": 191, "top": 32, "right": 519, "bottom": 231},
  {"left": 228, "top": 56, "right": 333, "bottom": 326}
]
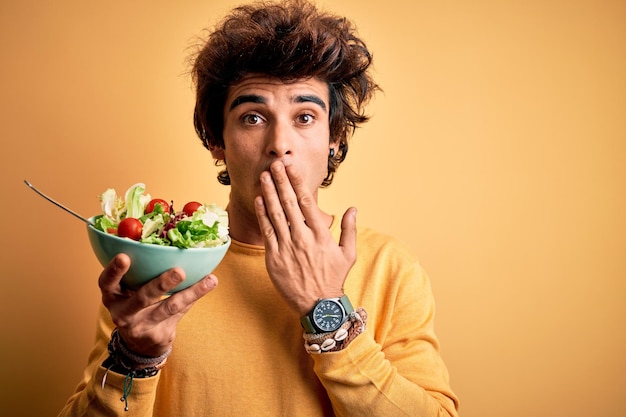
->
[
  {"left": 241, "top": 113, "right": 264, "bottom": 125},
  {"left": 296, "top": 113, "right": 315, "bottom": 125}
]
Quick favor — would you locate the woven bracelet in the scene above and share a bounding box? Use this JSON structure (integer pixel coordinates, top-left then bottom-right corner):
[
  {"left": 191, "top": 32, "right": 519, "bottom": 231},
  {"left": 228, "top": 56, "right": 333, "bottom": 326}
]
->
[
  {"left": 111, "top": 328, "right": 172, "bottom": 367},
  {"left": 303, "top": 307, "right": 368, "bottom": 354},
  {"left": 102, "top": 328, "right": 171, "bottom": 412}
]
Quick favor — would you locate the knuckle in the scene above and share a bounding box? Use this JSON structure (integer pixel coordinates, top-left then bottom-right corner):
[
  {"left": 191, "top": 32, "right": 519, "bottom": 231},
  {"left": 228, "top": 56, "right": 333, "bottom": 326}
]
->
[
  {"left": 261, "top": 224, "right": 277, "bottom": 239},
  {"left": 273, "top": 173, "right": 288, "bottom": 184},
  {"left": 164, "top": 298, "right": 183, "bottom": 316},
  {"left": 290, "top": 235, "right": 307, "bottom": 249},
  {"left": 282, "top": 196, "right": 298, "bottom": 210},
  {"left": 270, "top": 209, "right": 286, "bottom": 223},
  {"left": 155, "top": 278, "right": 172, "bottom": 294},
  {"left": 134, "top": 291, "right": 152, "bottom": 308},
  {"left": 297, "top": 193, "right": 314, "bottom": 208}
]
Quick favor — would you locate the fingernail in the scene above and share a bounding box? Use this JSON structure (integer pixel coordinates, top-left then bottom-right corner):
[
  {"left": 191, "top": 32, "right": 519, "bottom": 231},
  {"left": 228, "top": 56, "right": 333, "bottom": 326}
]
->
[
  {"left": 271, "top": 162, "right": 284, "bottom": 172},
  {"left": 171, "top": 270, "right": 184, "bottom": 283},
  {"left": 204, "top": 275, "right": 218, "bottom": 288}
]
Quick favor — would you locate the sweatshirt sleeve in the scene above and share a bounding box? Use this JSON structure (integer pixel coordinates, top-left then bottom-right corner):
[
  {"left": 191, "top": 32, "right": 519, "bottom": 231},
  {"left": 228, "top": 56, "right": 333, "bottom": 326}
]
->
[
  {"left": 57, "top": 305, "right": 161, "bottom": 417},
  {"left": 311, "top": 245, "right": 459, "bottom": 417}
]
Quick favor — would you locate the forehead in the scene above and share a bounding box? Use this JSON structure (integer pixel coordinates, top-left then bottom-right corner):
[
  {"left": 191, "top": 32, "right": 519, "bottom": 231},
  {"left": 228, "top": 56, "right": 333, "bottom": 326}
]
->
[{"left": 226, "top": 75, "right": 329, "bottom": 108}]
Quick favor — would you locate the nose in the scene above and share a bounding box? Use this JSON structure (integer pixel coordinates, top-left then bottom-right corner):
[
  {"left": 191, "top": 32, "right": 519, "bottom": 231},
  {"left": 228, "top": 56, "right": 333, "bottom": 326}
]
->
[{"left": 266, "top": 120, "right": 293, "bottom": 158}]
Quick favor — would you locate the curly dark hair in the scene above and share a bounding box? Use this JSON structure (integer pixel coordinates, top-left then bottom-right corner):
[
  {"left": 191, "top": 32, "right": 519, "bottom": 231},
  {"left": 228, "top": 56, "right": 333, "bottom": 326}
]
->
[{"left": 191, "top": 0, "right": 379, "bottom": 186}]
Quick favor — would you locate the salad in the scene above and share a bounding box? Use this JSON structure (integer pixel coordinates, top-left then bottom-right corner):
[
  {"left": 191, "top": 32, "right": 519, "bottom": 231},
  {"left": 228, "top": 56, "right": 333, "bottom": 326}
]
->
[{"left": 94, "top": 183, "right": 229, "bottom": 249}]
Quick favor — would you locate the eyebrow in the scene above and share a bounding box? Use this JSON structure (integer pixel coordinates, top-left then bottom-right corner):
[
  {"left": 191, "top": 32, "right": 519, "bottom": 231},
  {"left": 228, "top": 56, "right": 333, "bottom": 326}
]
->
[
  {"left": 295, "top": 95, "right": 327, "bottom": 111},
  {"left": 229, "top": 94, "right": 266, "bottom": 111},
  {"left": 228, "top": 94, "right": 327, "bottom": 112}
]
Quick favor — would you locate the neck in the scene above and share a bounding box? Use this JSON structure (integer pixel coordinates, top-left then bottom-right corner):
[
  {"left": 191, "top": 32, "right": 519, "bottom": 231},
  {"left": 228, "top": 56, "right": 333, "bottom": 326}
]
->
[{"left": 226, "top": 202, "right": 265, "bottom": 246}]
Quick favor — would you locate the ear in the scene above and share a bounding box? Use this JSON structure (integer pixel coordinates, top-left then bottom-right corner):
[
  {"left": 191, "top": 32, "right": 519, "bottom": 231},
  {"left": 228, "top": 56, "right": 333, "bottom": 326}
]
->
[
  {"left": 210, "top": 146, "right": 225, "bottom": 160},
  {"left": 330, "top": 137, "right": 340, "bottom": 153}
]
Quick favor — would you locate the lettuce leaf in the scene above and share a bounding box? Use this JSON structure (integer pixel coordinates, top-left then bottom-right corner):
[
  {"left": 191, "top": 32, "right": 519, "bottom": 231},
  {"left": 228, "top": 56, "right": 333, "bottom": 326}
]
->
[
  {"left": 99, "top": 188, "right": 125, "bottom": 223},
  {"left": 166, "top": 219, "right": 222, "bottom": 249},
  {"left": 124, "top": 183, "right": 150, "bottom": 219},
  {"left": 94, "top": 215, "right": 117, "bottom": 233}
]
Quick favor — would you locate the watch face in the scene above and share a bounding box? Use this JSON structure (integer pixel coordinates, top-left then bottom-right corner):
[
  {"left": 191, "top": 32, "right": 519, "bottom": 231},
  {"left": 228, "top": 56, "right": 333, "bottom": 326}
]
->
[{"left": 312, "top": 299, "right": 344, "bottom": 332}]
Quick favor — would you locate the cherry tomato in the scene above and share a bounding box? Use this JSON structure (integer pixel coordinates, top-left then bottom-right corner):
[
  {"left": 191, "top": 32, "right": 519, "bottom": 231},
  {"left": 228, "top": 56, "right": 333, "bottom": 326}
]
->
[
  {"left": 182, "top": 201, "right": 203, "bottom": 217},
  {"left": 145, "top": 198, "right": 170, "bottom": 214},
  {"left": 117, "top": 218, "right": 143, "bottom": 241}
]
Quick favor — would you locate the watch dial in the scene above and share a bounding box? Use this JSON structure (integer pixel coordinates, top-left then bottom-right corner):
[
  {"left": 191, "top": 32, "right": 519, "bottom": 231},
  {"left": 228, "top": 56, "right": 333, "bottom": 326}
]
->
[{"left": 313, "top": 300, "right": 344, "bottom": 332}]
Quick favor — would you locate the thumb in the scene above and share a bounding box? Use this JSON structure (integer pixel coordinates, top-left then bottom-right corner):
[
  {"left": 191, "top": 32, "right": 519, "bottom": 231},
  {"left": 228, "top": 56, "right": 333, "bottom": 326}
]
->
[{"left": 338, "top": 207, "right": 357, "bottom": 262}]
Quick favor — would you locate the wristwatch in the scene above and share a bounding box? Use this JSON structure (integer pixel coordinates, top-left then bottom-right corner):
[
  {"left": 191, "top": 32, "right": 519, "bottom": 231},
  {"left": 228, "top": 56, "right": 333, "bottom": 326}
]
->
[{"left": 300, "top": 294, "right": 354, "bottom": 334}]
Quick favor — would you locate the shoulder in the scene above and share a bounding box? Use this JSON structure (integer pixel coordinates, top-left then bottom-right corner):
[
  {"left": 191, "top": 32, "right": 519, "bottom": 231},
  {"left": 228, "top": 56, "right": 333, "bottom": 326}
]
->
[
  {"left": 329, "top": 216, "right": 427, "bottom": 286},
  {"left": 345, "top": 226, "right": 436, "bottom": 323},
  {"left": 355, "top": 225, "right": 419, "bottom": 267}
]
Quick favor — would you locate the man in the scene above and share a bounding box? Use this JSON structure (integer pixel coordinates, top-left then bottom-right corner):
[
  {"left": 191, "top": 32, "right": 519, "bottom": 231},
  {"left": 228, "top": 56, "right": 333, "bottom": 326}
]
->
[{"left": 59, "top": 1, "right": 459, "bottom": 415}]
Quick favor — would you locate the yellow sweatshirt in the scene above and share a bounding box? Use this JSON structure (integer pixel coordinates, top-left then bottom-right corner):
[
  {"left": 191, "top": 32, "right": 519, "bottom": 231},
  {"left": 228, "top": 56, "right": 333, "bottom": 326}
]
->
[{"left": 59, "top": 219, "right": 459, "bottom": 417}]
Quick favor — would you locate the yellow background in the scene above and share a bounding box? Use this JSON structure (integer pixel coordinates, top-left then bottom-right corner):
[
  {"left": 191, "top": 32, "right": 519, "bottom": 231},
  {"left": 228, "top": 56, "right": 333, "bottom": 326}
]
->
[{"left": 1, "top": 1, "right": 624, "bottom": 416}]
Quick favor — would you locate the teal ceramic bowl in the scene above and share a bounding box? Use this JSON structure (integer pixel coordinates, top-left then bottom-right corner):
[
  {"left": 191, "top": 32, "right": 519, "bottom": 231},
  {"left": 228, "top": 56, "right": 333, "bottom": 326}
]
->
[{"left": 86, "top": 216, "right": 230, "bottom": 293}]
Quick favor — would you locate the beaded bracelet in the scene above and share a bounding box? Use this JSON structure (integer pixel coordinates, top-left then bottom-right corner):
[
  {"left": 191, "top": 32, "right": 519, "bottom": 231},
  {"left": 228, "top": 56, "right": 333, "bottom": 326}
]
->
[
  {"left": 101, "top": 328, "right": 171, "bottom": 411},
  {"left": 303, "top": 307, "right": 368, "bottom": 354}
]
